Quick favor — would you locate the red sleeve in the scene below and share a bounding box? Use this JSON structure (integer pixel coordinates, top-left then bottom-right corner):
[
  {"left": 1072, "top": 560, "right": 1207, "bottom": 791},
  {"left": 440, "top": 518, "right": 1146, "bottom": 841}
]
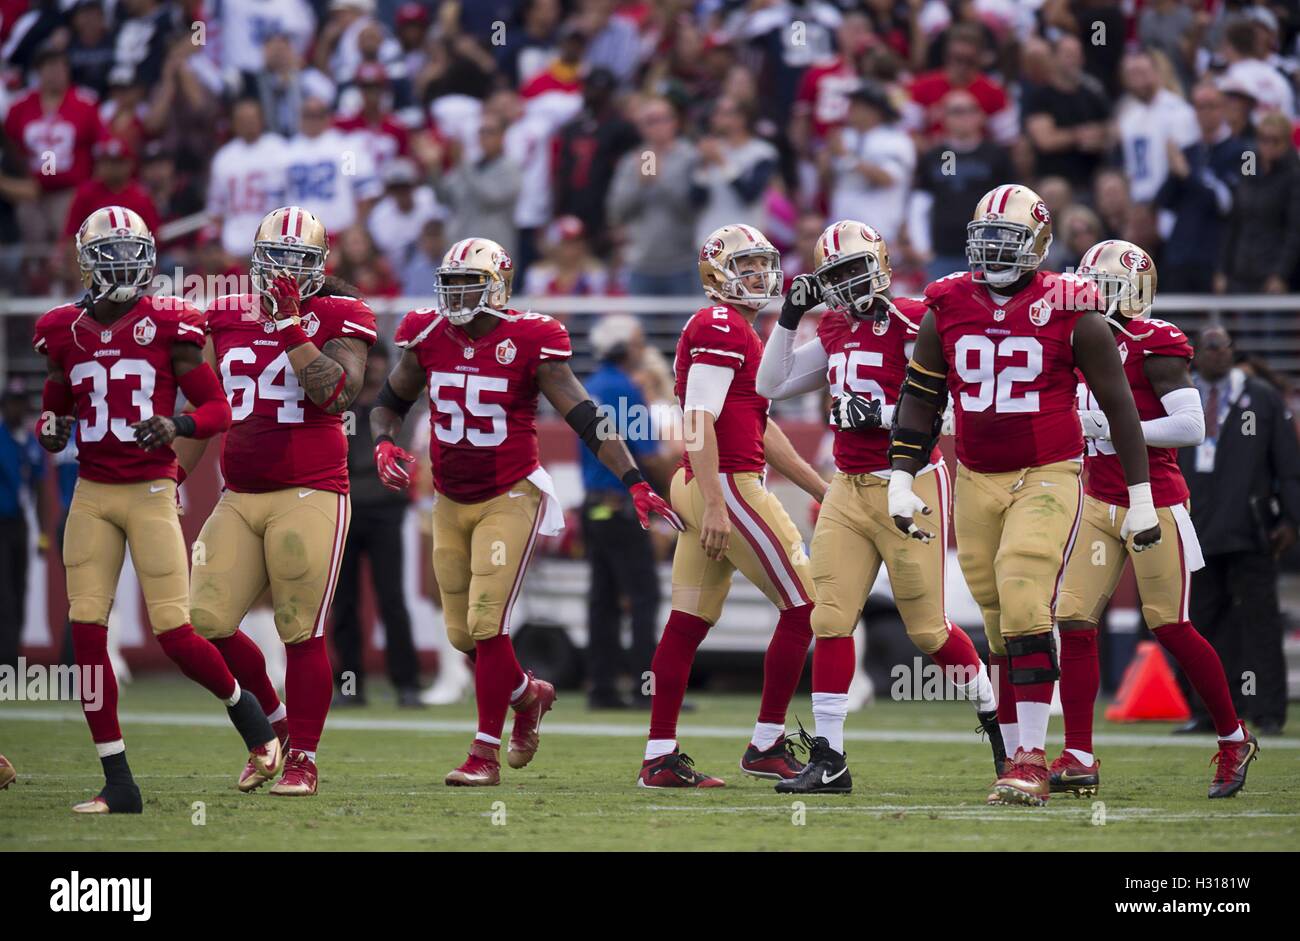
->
[
  {"left": 32, "top": 307, "right": 71, "bottom": 359},
  {"left": 394, "top": 308, "right": 437, "bottom": 348},
  {"left": 334, "top": 297, "right": 379, "bottom": 346},
  {"left": 684, "top": 308, "right": 748, "bottom": 370},
  {"left": 1142, "top": 321, "right": 1193, "bottom": 360},
  {"left": 534, "top": 315, "right": 571, "bottom": 360},
  {"left": 178, "top": 365, "right": 231, "bottom": 437},
  {"left": 174, "top": 300, "right": 207, "bottom": 347}
]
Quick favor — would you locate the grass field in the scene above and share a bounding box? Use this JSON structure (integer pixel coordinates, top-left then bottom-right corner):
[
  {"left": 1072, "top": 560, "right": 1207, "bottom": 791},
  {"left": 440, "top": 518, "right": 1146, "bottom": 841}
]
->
[{"left": 3, "top": 677, "right": 1298, "bottom": 851}]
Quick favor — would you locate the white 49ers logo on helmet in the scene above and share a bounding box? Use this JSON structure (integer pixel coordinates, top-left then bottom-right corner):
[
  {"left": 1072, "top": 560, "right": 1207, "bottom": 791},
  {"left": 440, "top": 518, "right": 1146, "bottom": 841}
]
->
[
  {"left": 496, "top": 338, "right": 517, "bottom": 365},
  {"left": 496, "top": 250, "right": 513, "bottom": 271},
  {"left": 1121, "top": 249, "right": 1151, "bottom": 272},
  {"left": 859, "top": 224, "right": 881, "bottom": 241},
  {"left": 700, "top": 237, "right": 724, "bottom": 261},
  {"left": 133, "top": 316, "right": 156, "bottom": 345},
  {"left": 1031, "top": 201, "right": 1051, "bottom": 224}
]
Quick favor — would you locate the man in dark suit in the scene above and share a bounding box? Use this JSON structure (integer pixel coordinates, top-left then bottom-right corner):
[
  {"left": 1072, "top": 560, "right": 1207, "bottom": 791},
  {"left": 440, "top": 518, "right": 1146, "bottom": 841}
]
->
[{"left": 1178, "top": 326, "right": 1300, "bottom": 734}]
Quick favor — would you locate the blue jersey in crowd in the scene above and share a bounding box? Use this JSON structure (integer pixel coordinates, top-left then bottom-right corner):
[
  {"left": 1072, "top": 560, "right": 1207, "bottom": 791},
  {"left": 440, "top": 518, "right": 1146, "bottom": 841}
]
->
[{"left": 581, "top": 363, "right": 654, "bottom": 492}]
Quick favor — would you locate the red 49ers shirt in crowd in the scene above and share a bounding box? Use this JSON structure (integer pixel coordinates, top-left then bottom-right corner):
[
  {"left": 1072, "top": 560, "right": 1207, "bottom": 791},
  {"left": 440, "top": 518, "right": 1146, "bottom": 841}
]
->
[
  {"left": 33, "top": 295, "right": 206, "bottom": 483},
  {"left": 206, "top": 293, "right": 378, "bottom": 494},
  {"left": 1077, "top": 319, "right": 1193, "bottom": 508},
  {"left": 925, "top": 270, "right": 1098, "bottom": 474},
  {"left": 395, "top": 309, "right": 572, "bottom": 504},
  {"left": 674, "top": 304, "right": 768, "bottom": 479},
  {"left": 3, "top": 86, "right": 103, "bottom": 192},
  {"left": 817, "top": 297, "right": 939, "bottom": 474}
]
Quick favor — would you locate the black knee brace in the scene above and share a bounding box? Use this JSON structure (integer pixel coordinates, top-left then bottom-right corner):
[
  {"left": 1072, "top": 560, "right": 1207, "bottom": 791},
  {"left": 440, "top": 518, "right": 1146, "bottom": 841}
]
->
[{"left": 1004, "top": 632, "right": 1059, "bottom": 684}]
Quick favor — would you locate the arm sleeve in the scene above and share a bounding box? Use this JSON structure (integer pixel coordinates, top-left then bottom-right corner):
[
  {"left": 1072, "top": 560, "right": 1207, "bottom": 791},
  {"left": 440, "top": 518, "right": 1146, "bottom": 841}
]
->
[
  {"left": 1140, "top": 386, "right": 1205, "bottom": 447},
  {"left": 756, "top": 326, "right": 828, "bottom": 400},
  {"left": 178, "top": 365, "right": 232, "bottom": 438},
  {"left": 684, "top": 362, "right": 734, "bottom": 418}
]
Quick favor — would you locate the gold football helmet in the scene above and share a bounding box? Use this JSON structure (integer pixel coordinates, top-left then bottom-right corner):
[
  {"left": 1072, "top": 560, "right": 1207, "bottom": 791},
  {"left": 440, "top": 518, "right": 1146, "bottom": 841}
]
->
[
  {"left": 76, "top": 206, "right": 156, "bottom": 303},
  {"left": 1076, "top": 239, "right": 1158, "bottom": 335},
  {"left": 435, "top": 237, "right": 514, "bottom": 325},
  {"left": 966, "top": 184, "right": 1053, "bottom": 287},
  {"left": 698, "top": 223, "right": 782, "bottom": 308},
  {"left": 812, "top": 220, "right": 891, "bottom": 319},
  {"left": 251, "top": 206, "right": 329, "bottom": 299}
]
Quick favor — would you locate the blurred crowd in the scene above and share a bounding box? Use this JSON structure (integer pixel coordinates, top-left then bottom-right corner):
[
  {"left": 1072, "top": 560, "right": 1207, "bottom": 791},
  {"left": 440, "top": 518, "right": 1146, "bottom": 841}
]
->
[{"left": 0, "top": 0, "right": 1298, "bottom": 306}]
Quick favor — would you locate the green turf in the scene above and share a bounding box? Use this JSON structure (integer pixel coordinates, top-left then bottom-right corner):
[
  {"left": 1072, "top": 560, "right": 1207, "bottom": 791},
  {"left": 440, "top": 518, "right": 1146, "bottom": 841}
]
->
[{"left": 3, "top": 677, "right": 1298, "bottom": 851}]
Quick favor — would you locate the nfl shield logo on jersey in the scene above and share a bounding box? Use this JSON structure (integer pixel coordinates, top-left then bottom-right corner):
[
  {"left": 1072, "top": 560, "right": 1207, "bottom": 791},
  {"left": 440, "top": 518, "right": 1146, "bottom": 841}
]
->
[
  {"left": 496, "top": 339, "right": 517, "bottom": 365},
  {"left": 1028, "top": 299, "right": 1052, "bottom": 327},
  {"left": 873, "top": 318, "right": 889, "bottom": 336},
  {"left": 133, "top": 317, "right": 157, "bottom": 345},
  {"left": 302, "top": 312, "right": 320, "bottom": 338}
]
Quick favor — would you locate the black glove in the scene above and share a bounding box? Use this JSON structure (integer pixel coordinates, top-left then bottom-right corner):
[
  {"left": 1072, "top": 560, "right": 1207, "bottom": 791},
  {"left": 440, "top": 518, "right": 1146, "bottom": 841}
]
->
[
  {"left": 779, "top": 274, "right": 822, "bottom": 329},
  {"left": 829, "top": 393, "right": 883, "bottom": 431}
]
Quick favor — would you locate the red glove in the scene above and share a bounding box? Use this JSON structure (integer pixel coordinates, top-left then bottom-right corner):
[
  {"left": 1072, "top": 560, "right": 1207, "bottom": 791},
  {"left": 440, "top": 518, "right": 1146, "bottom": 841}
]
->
[
  {"left": 375, "top": 438, "right": 415, "bottom": 491},
  {"left": 263, "top": 273, "right": 302, "bottom": 322},
  {"left": 630, "top": 481, "right": 684, "bottom": 531}
]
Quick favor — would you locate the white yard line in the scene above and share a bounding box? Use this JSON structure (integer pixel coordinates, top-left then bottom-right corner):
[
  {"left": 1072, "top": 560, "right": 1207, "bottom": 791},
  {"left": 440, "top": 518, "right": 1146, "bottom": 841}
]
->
[{"left": 5, "top": 707, "right": 1298, "bottom": 749}]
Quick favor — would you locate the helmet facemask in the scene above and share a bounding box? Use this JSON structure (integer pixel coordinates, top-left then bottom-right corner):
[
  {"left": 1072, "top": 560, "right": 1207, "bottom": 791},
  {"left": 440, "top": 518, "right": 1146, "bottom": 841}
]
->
[
  {"left": 251, "top": 242, "right": 326, "bottom": 300},
  {"left": 80, "top": 235, "right": 156, "bottom": 304},
  {"left": 966, "top": 220, "right": 1046, "bottom": 288},
  {"left": 714, "top": 247, "right": 782, "bottom": 308},
  {"left": 817, "top": 253, "right": 890, "bottom": 320},
  {"left": 435, "top": 269, "right": 508, "bottom": 326}
]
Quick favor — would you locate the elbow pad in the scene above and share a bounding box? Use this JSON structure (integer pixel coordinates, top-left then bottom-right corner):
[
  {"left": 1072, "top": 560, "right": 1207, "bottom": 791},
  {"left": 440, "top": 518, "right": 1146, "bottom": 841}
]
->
[
  {"left": 565, "top": 399, "right": 614, "bottom": 455},
  {"left": 377, "top": 379, "right": 417, "bottom": 418},
  {"left": 42, "top": 377, "right": 74, "bottom": 416},
  {"left": 178, "top": 366, "right": 232, "bottom": 438},
  {"left": 901, "top": 360, "right": 947, "bottom": 405}
]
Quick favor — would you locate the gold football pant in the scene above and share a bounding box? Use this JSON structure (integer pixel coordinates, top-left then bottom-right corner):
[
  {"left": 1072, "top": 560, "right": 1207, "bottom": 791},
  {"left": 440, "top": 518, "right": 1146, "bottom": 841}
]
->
[
  {"left": 1056, "top": 497, "right": 1195, "bottom": 629},
  {"left": 63, "top": 478, "right": 189, "bottom": 632},
  {"left": 810, "top": 465, "right": 952, "bottom": 653},
  {"left": 431, "top": 480, "right": 545, "bottom": 653},
  {"left": 191, "top": 488, "right": 350, "bottom": 645},
  {"left": 954, "top": 461, "right": 1083, "bottom": 655},
  {"left": 669, "top": 469, "right": 814, "bottom": 624}
]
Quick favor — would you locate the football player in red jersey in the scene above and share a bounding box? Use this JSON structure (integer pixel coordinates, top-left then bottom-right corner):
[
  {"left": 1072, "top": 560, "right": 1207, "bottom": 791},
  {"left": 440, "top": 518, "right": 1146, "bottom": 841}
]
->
[
  {"left": 638, "top": 224, "right": 831, "bottom": 789},
  {"left": 34, "top": 206, "right": 280, "bottom": 814},
  {"left": 1055, "top": 241, "right": 1257, "bottom": 799},
  {"left": 371, "top": 237, "right": 681, "bottom": 787},
  {"left": 177, "top": 207, "right": 377, "bottom": 797},
  {"left": 887, "top": 185, "right": 1163, "bottom": 806},
  {"left": 757, "top": 221, "right": 1002, "bottom": 794}
]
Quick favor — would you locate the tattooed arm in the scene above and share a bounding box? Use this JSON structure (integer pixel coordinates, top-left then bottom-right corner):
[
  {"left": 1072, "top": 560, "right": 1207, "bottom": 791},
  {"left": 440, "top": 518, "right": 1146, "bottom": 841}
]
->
[{"left": 286, "top": 336, "right": 369, "bottom": 414}]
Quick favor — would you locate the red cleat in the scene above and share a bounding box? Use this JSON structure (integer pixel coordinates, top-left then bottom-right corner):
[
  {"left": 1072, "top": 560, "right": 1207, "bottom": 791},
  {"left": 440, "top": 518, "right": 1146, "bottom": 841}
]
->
[
  {"left": 739, "top": 736, "right": 804, "bottom": 780},
  {"left": 1049, "top": 751, "right": 1100, "bottom": 797},
  {"left": 270, "top": 748, "right": 317, "bottom": 797},
  {"left": 446, "top": 740, "right": 502, "bottom": 786},
  {"left": 1209, "top": 726, "right": 1259, "bottom": 799},
  {"left": 637, "top": 751, "right": 725, "bottom": 788},
  {"left": 238, "top": 717, "right": 289, "bottom": 792},
  {"left": 988, "top": 748, "right": 1050, "bottom": 806},
  {"left": 507, "top": 673, "right": 556, "bottom": 769}
]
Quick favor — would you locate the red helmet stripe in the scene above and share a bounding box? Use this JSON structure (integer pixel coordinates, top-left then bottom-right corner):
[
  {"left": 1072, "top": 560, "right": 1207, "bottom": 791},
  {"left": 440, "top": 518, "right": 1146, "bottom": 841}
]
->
[
  {"left": 996, "top": 185, "right": 1014, "bottom": 213},
  {"left": 831, "top": 223, "right": 842, "bottom": 253},
  {"left": 107, "top": 207, "right": 118, "bottom": 229},
  {"left": 294, "top": 209, "right": 304, "bottom": 237}
]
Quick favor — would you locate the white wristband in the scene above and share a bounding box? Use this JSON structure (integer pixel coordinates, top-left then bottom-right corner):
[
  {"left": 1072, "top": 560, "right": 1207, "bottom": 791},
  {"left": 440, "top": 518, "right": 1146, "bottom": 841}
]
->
[{"left": 1127, "top": 482, "right": 1154, "bottom": 510}]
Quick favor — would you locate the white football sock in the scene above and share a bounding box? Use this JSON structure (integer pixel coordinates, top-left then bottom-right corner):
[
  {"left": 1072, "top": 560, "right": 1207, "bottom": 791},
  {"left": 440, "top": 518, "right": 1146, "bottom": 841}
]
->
[
  {"left": 1066, "top": 748, "right": 1095, "bottom": 766},
  {"left": 751, "top": 722, "right": 784, "bottom": 751},
  {"left": 1001, "top": 723, "right": 1020, "bottom": 757},
  {"left": 645, "top": 738, "right": 676, "bottom": 761},
  {"left": 267, "top": 702, "right": 287, "bottom": 724},
  {"left": 510, "top": 674, "right": 530, "bottom": 703},
  {"left": 1219, "top": 724, "right": 1246, "bottom": 743},
  {"left": 94, "top": 739, "right": 126, "bottom": 759},
  {"left": 473, "top": 733, "right": 500, "bottom": 747},
  {"left": 302, "top": 750, "right": 317, "bottom": 762},
  {"left": 1015, "top": 701, "right": 1051, "bottom": 752},
  {"left": 955, "top": 664, "right": 997, "bottom": 713},
  {"left": 812, "top": 692, "right": 849, "bottom": 755},
  {"left": 224, "top": 681, "right": 242, "bottom": 708}
]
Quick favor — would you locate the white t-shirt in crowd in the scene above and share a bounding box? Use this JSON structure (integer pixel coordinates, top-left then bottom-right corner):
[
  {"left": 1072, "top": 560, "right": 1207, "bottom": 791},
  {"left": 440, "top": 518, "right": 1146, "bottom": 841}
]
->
[
  {"left": 279, "top": 128, "right": 380, "bottom": 236},
  {"left": 1116, "top": 88, "right": 1199, "bottom": 203},
  {"left": 206, "top": 133, "right": 288, "bottom": 256},
  {"left": 212, "top": 0, "right": 317, "bottom": 74},
  {"left": 829, "top": 124, "right": 916, "bottom": 244},
  {"left": 368, "top": 186, "right": 446, "bottom": 270}
]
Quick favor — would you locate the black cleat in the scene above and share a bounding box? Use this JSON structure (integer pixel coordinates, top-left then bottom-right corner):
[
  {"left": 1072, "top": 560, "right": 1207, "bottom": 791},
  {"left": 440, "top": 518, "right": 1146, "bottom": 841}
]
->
[
  {"left": 977, "top": 710, "right": 1007, "bottom": 776},
  {"left": 73, "top": 781, "right": 143, "bottom": 814},
  {"left": 1209, "top": 729, "right": 1259, "bottom": 799},
  {"left": 774, "top": 726, "right": 852, "bottom": 795}
]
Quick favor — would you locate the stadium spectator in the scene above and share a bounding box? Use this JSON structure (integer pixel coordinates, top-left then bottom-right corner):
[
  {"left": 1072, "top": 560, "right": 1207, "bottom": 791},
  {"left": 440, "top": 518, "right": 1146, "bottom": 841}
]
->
[
  {"left": 335, "top": 63, "right": 412, "bottom": 174},
  {"left": 332, "top": 224, "right": 400, "bottom": 297},
  {"left": 577, "top": 0, "right": 642, "bottom": 87},
  {"left": 1179, "top": 325, "right": 1300, "bottom": 736},
  {"left": 1156, "top": 82, "right": 1250, "bottom": 293},
  {"left": 580, "top": 314, "right": 662, "bottom": 710},
  {"left": 281, "top": 96, "right": 380, "bottom": 236},
  {"left": 205, "top": 98, "right": 286, "bottom": 258},
  {"left": 399, "top": 216, "right": 447, "bottom": 296},
  {"left": 907, "top": 22, "right": 1014, "bottom": 147},
  {"left": 65, "top": 0, "right": 115, "bottom": 97},
  {"left": 523, "top": 215, "right": 611, "bottom": 303},
  {"left": 1215, "top": 112, "right": 1300, "bottom": 294},
  {"left": 1021, "top": 34, "right": 1111, "bottom": 188},
  {"left": 791, "top": 11, "right": 871, "bottom": 149},
  {"left": 823, "top": 82, "right": 914, "bottom": 245},
  {"left": 1139, "top": 0, "right": 1200, "bottom": 91},
  {"left": 332, "top": 343, "right": 421, "bottom": 709},
  {"left": 1218, "top": 13, "right": 1295, "bottom": 120},
  {"left": 216, "top": 0, "right": 317, "bottom": 75},
  {"left": 62, "top": 136, "right": 161, "bottom": 241},
  {"left": 315, "top": 0, "right": 399, "bottom": 87},
  {"left": 492, "top": 87, "right": 568, "bottom": 282},
  {"left": 909, "top": 88, "right": 1015, "bottom": 280},
  {"left": 111, "top": 0, "right": 175, "bottom": 87},
  {"left": 0, "top": 385, "right": 45, "bottom": 671},
  {"left": 367, "top": 158, "right": 445, "bottom": 273},
  {"left": 1053, "top": 204, "right": 1105, "bottom": 271},
  {"left": 430, "top": 109, "right": 522, "bottom": 258},
  {"left": 1116, "top": 50, "right": 1199, "bottom": 204},
  {"left": 607, "top": 96, "right": 698, "bottom": 296},
  {"left": 245, "top": 31, "right": 336, "bottom": 139},
  {"left": 690, "top": 96, "right": 779, "bottom": 245},
  {"left": 3, "top": 45, "right": 103, "bottom": 247},
  {"left": 1093, "top": 167, "right": 1135, "bottom": 241}
]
